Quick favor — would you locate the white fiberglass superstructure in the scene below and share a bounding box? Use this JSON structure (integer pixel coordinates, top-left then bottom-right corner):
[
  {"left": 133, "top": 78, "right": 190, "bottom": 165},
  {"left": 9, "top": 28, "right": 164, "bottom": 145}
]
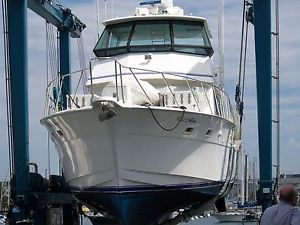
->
[{"left": 41, "top": 1, "right": 240, "bottom": 225}]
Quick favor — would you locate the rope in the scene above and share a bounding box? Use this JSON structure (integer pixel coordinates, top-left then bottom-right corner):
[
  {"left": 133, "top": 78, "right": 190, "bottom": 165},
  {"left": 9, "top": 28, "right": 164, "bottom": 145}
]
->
[{"left": 147, "top": 107, "right": 185, "bottom": 132}]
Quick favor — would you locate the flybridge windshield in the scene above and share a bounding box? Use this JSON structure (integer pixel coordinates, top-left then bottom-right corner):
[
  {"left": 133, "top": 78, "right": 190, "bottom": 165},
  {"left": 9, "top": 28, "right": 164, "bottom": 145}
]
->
[{"left": 94, "top": 20, "right": 213, "bottom": 57}]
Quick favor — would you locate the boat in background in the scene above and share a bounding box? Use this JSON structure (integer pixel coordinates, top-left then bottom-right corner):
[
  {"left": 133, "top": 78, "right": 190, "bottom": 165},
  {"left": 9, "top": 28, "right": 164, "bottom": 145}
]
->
[
  {"left": 41, "top": 1, "right": 241, "bottom": 224},
  {"left": 213, "top": 211, "right": 244, "bottom": 223}
]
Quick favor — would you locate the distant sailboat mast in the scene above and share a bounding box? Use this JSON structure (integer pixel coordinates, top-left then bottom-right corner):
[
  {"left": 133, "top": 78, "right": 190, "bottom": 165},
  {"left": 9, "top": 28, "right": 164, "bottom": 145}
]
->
[
  {"left": 104, "top": 0, "right": 107, "bottom": 20},
  {"left": 96, "top": 0, "right": 101, "bottom": 38},
  {"left": 218, "top": 0, "right": 225, "bottom": 87},
  {"left": 111, "top": 0, "right": 114, "bottom": 18}
]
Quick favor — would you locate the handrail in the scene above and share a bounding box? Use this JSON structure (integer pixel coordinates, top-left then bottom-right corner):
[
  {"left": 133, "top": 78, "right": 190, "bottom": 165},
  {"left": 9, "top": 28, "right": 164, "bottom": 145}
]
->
[
  {"left": 44, "top": 57, "right": 235, "bottom": 124},
  {"left": 44, "top": 68, "right": 90, "bottom": 116},
  {"left": 89, "top": 57, "right": 233, "bottom": 105},
  {"left": 90, "top": 57, "right": 234, "bottom": 105}
]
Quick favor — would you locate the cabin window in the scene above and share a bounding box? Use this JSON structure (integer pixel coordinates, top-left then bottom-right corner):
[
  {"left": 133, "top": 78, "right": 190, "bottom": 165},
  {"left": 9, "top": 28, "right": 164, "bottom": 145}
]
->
[
  {"left": 94, "top": 20, "right": 213, "bottom": 57},
  {"left": 95, "top": 23, "right": 132, "bottom": 50},
  {"left": 173, "top": 21, "right": 212, "bottom": 55},
  {"left": 173, "top": 22, "right": 209, "bottom": 46}
]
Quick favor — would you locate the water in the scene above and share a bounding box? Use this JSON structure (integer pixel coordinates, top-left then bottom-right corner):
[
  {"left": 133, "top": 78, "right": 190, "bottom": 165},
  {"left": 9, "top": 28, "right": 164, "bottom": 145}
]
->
[{"left": 82, "top": 216, "right": 259, "bottom": 225}]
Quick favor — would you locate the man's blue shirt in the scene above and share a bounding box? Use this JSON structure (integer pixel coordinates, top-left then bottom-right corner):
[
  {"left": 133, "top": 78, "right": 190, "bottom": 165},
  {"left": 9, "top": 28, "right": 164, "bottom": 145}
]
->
[{"left": 260, "top": 202, "right": 300, "bottom": 225}]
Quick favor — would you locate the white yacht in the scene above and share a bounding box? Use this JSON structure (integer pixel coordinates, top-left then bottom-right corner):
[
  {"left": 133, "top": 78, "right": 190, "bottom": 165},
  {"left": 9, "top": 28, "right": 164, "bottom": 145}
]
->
[{"left": 41, "top": 1, "right": 240, "bottom": 224}]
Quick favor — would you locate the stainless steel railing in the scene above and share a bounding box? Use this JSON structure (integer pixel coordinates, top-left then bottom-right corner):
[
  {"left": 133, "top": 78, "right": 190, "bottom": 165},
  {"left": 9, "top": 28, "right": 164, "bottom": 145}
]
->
[{"left": 44, "top": 57, "right": 235, "bottom": 124}]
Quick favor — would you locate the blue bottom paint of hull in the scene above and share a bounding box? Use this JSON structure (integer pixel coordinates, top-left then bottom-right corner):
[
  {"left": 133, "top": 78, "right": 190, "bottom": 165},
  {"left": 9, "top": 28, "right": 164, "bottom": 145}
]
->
[{"left": 74, "top": 183, "right": 223, "bottom": 225}]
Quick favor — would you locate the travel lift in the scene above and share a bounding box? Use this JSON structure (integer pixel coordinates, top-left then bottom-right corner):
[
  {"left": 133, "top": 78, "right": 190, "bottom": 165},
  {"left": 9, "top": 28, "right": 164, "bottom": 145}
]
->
[
  {"left": 251, "top": 0, "right": 273, "bottom": 212},
  {"left": 209, "top": 0, "right": 274, "bottom": 214},
  {"left": 3, "top": 0, "right": 273, "bottom": 224},
  {"left": 3, "top": 0, "right": 85, "bottom": 224}
]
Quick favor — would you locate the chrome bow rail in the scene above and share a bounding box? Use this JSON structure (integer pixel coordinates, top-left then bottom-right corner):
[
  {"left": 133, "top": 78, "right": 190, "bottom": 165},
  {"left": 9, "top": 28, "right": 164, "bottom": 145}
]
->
[{"left": 44, "top": 57, "right": 235, "bottom": 124}]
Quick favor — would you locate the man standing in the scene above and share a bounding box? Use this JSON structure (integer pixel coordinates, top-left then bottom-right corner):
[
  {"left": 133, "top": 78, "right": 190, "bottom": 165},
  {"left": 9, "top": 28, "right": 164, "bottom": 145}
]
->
[{"left": 260, "top": 184, "right": 300, "bottom": 225}]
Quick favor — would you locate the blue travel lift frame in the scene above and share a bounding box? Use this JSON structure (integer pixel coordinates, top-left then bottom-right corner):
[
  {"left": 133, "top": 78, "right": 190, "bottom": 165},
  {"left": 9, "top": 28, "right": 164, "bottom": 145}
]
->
[
  {"left": 253, "top": 0, "right": 273, "bottom": 211},
  {"left": 6, "top": 0, "right": 85, "bottom": 223},
  {"left": 6, "top": 0, "right": 273, "bottom": 223}
]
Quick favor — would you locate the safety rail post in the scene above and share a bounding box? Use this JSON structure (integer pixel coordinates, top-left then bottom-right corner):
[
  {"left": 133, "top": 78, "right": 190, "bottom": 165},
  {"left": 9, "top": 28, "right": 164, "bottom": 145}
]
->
[
  {"left": 7, "top": 0, "right": 29, "bottom": 221},
  {"left": 200, "top": 83, "right": 213, "bottom": 114},
  {"left": 55, "top": 76, "right": 65, "bottom": 111},
  {"left": 213, "top": 87, "right": 221, "bottom": 117},
  {"left": 114, "top": 60, "right": 119, "bottom": 101},
  {"left": 185, "top": 78, "right": 201, "bottom": 112},
  {"left": 89, "top": 60, "right": 94, "bottom": 100},
  {"left": 118, "top": 64, "right": 125, "bottom": 103},
  {"left": 44, "top": 84, "right": 51, "bottom": 117},
  {"left": 161, "top": 72, "right": 180, "bottom": 108}
]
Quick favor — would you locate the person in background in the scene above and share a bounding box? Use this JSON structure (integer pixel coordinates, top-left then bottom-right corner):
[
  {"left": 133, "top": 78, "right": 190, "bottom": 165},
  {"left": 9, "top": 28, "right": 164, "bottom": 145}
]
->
[{"left": 260, "top": 184, "right": 300, "bottom": 225}]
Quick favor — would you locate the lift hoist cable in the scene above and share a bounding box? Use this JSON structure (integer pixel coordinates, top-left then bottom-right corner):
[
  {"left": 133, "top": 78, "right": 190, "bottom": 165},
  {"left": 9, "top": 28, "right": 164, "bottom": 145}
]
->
[
  {"left": 235, "top": 3, "right": 253, "bottom": 207},
  {"left": 2, "top": 0, "right": 14, "bottom": 178},
  {"left": 46, "top": 22, "right": 61, "bottom": 110},
  {"left": 235, "top": 0, "right": 253, "bottom": 133},
  {"left": 45, "top": 22, "right": 56, "bottom": 177}
]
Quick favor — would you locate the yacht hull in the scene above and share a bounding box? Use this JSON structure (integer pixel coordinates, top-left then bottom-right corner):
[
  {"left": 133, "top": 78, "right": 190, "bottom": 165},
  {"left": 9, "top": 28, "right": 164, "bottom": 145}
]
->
[
  {"left": 77, "top": 182, "right": 223, "bottom": 225},
  {"left": 41, "top": 106, "right": 236, "bottom": 225}
]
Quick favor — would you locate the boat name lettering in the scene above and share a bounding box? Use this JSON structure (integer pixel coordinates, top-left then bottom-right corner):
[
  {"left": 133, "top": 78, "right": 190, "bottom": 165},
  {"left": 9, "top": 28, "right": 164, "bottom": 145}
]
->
[{"left": 177, "top": 117, "right": 197, "bottom": 123}]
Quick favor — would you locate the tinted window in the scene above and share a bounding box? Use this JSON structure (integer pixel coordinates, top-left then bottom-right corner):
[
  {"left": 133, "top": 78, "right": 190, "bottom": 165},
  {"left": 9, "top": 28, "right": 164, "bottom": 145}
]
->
[
  {"left": 94, "top": 20, "right": 213, "bottom": 57},
  {"left": 173, "top": 22, "right": 210, "bottom": 47},
  {"left": 96, "top": 23, "right": 132, "bottom": 49},
  {"left": 130, "top": 22, "right": 171, "bottom": 46}
]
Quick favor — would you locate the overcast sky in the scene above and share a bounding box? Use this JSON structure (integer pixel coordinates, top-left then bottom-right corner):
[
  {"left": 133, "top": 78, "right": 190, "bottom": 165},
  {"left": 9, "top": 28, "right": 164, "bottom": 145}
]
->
[{"left": 0, "top": 0, "right": 300, "bottom": 180}]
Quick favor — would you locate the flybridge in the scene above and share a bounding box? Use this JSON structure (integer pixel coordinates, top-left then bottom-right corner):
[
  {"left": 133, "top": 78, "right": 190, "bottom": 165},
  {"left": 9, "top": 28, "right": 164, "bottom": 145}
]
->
[
  {"left": 140, "top": 0, "right": 173, "bottom": 7},
  {"left": 137, "top": 0, "right": 183, "bottom": 16}
]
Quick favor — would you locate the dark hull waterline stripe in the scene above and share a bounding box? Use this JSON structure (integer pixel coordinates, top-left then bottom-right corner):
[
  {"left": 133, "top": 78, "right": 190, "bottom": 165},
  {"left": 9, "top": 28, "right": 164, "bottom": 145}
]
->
[{"left": 70, "top": 181, "right": 223, "bottom": 193}]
